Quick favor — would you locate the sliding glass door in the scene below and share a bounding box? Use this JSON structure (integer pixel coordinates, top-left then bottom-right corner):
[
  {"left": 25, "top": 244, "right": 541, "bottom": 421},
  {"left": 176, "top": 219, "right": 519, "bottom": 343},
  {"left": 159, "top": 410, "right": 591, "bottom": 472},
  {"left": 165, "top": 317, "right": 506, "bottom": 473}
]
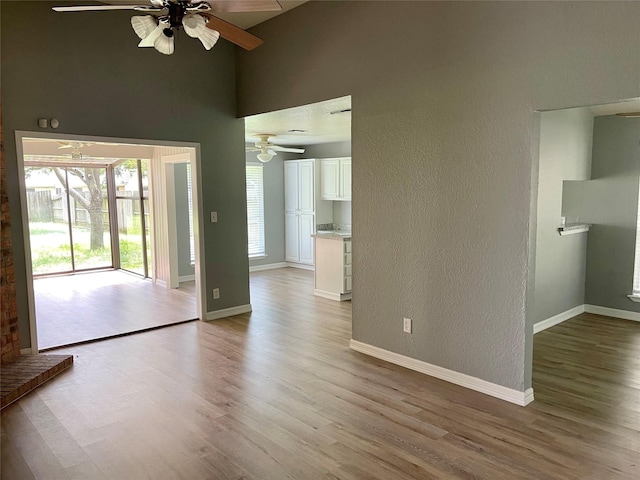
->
[
  {"left": 25, "top": 165, "right": 112, "bottom": 276},
  {"left": 114, "top": 159, "right": 150, "bottom": 277}
]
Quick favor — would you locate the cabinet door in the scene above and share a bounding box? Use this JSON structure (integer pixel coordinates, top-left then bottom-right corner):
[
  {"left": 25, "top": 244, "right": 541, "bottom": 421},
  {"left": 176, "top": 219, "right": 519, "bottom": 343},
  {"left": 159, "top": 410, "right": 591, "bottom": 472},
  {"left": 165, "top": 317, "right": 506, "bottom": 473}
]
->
[
  {"left": 340, "top": 158, "right": 351, "bottom": 201},
  {"left": 299, "top": 213, "right": 315, "bottom": 265},
  {"left": 298, "top": 160, "right": 315, "bottom": 213},
  {"left": 284, "top": 161, "right": 299, "bottom": 212},
  {"left": 285, "top": 212, "right": 300, "bottom": 262},
  {"left": 321, "top": 159, "right": 340, "bottom": 200}
]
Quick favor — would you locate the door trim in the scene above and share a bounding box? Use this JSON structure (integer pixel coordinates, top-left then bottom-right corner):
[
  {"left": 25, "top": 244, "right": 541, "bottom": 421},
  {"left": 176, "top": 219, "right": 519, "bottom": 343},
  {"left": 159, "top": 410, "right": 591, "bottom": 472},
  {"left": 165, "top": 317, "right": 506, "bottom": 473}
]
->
[{"left": 15, "top": 131, "right": 206, "bottom": 352}]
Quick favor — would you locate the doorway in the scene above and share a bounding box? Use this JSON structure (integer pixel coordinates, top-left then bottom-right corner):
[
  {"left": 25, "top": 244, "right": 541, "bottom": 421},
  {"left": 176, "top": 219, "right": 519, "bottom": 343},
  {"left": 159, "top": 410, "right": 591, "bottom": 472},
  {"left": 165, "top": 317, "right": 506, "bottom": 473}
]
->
[{"left": 17, "top": 132, "right": 205, "bottom": 351}]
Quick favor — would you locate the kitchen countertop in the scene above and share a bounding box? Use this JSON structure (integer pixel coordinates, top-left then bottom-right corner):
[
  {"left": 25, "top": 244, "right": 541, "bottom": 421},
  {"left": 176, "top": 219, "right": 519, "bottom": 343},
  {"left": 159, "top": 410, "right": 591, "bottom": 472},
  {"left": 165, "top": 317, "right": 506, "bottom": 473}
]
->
[{"left": 312, "top": 231, "right": 352, "bottom": 240}]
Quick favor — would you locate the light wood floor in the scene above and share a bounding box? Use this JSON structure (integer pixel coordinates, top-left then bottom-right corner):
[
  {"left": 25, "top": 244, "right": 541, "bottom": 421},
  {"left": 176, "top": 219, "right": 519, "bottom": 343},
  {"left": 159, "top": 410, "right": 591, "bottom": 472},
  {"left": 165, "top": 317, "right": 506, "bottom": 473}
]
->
[
  {"left": 34, "top": 270, "right": 197, "bottom": 350},
  {"left": 2, "top": 268, "right": 639, "bottom": 479}
]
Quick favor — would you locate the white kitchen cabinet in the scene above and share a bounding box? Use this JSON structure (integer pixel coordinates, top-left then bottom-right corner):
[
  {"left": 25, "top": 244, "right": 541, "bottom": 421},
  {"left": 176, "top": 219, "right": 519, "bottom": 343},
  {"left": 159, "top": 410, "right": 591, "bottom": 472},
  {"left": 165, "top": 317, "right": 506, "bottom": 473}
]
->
[
  {"left": 313, "top": 236, "right": 352, "bottom": 301},
  {"left": 284, "top": 159, "right": 332, "bottom": 266},
  {"left": 320, "top": 157, "right": 351, "bottom": 201}
]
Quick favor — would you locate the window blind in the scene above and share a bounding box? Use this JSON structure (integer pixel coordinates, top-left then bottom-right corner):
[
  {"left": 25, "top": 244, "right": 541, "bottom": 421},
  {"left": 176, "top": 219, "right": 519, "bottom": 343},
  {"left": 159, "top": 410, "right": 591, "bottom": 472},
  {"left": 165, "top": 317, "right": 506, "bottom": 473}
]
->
[
  {"left": 186, "top": 163, "right": 195, "bottom": 265},
  {"left": 246, "top": 164, "right": 265, "bottom": 257},
  {"left": 634, "top": 181, "right": 640, "bottom": 295}
]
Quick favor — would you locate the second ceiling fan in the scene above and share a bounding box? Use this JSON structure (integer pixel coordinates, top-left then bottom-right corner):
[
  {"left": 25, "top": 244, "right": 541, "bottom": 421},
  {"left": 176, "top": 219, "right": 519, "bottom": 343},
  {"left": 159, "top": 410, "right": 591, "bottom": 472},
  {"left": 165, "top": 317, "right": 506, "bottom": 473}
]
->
[
  {"left": 53, "top": 0, "right": 281, "bottom": 54},
  {"left": 247, "top": 134, "right": 305, "bottom": 163}
]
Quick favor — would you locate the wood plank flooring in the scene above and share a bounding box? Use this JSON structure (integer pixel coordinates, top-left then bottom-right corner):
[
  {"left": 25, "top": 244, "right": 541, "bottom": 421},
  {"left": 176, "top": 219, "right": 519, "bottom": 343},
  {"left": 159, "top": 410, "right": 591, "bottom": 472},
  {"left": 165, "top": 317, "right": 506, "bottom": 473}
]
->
[
  {"left": 2, "top": 267, "right": 639, "bottom": 479},
  {"left": 34, "top": 270, "right": 197, "bottom": 350}
]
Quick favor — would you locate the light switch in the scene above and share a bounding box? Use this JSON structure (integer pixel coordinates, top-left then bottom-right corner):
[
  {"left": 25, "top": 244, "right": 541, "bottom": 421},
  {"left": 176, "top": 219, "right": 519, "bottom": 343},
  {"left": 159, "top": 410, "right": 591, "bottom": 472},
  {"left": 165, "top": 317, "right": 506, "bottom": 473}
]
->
[{"left": 210, "top": 211, "right": 218, "bottom": 223}]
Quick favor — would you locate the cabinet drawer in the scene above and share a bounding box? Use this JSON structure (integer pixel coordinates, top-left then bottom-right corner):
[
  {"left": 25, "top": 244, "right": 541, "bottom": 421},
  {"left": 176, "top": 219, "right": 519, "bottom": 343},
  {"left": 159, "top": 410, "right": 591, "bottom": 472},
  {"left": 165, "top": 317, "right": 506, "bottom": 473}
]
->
[
  {"left": 344, "top": 241, "right": 352, "bottom": 253},
  {"left": 344, "top": 253, "right": 352, "bottom": 265},
  {"left": 344, "top": 264, "right": 352, "bottom": 276}
]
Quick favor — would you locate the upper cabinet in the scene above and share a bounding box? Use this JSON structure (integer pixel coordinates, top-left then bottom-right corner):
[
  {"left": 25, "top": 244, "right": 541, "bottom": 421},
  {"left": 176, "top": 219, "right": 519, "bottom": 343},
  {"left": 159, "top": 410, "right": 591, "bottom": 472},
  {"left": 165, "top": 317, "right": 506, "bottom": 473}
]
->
[{"left": 321, "top": 157, "right": 351, "bottom": 201}]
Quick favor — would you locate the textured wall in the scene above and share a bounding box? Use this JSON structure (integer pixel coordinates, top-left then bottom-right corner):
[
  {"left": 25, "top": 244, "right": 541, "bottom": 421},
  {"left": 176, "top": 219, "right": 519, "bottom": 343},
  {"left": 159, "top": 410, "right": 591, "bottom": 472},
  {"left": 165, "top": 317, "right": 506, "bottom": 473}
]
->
[
  {"left": 237, "top": 1, "right": 640, "bottom": 390},
  {"left": 534, "top": 109, "right": 593, "bottom": 323},
  {"left": 2, "top": 1, "right": 249, "bottom": 348}
]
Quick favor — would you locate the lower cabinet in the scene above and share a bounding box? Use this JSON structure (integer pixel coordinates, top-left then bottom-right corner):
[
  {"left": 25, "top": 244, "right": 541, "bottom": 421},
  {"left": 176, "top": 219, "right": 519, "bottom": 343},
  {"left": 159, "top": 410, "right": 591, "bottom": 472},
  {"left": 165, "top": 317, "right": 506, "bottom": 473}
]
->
[
  {"left": 313, "top": 236, "right": 352, "bottom": 301},
  {"left": 285, "top": 212, "right": 315, "bottom": 265}
]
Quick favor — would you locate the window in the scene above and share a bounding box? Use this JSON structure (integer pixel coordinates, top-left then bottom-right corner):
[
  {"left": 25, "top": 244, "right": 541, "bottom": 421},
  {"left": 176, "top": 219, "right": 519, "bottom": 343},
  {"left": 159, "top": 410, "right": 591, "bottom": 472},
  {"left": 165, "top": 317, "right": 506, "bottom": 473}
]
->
[
  {"left": 633, "top": 180, "right": 640, "bottom": 297},
  {"left": 246, "top": 164, "right": 265, "bottom": 257},
  {"left": 186, "top": 163, "right": 195, "bottom": 265}
]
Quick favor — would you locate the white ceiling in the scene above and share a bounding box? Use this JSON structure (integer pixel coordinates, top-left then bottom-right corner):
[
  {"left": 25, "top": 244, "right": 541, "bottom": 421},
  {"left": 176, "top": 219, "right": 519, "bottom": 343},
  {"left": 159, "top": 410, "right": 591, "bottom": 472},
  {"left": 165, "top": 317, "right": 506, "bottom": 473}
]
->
[
  {"left": 245, "top": 96, "right": 352, "bottom": 147},
  {"left": 105, "top": 0, "right": 308, "bottom": 30}
]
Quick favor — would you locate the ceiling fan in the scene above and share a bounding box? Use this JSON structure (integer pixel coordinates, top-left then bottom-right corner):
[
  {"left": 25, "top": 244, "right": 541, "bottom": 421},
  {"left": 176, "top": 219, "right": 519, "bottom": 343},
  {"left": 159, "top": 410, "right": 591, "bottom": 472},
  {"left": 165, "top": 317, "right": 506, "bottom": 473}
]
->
[
  {"left": 52, "top": 0, "right": 280, "bottom": 55},
  {"left": 246, "top": 134, "right": 305, "bottom": 162}
]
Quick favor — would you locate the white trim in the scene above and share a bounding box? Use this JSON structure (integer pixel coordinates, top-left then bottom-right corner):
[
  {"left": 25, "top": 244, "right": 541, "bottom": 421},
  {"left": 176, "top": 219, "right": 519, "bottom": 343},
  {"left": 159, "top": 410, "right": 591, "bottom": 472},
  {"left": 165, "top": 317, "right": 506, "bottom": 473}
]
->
[
  {"left": 20, "top": 348, "right": 33, "bottom": 355},
  {"left": 249, "top": 262, "right": 288, "bottom": 272},
  {"left": 628, "top": 295, "right": 640, "bottom": 303},
  {"left": 155, "top": 279, "right": 168, "bottom": 288},
  {"left": 349, "top": 340, "right": 534, "bottom": 407},
  {"left": 178, "top": 274, "right": 195, "bottom": 282},
  {"left": 205, "top": 304, "right": 252, "bottom": 321},
  {"left": 286, "top": 262, "right": 314, "bottom": 271},
  {"left": 585, "top": 304, "right": 640, "bottom": 322},
  {"left": 313, "top": 289, "right": 352, "bottom": 302},
  {"left": 534, "top": 305, "right": 585, "bottom": 334}
]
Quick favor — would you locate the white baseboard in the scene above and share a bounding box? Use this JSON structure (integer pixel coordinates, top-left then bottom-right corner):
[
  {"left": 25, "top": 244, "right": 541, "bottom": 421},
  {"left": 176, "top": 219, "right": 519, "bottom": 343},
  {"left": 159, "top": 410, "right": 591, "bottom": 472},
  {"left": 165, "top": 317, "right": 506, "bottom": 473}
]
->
[
  {"left": 534, "top": 305, "right": 585, "bottom": 334},
  {"left": 585, "top": 304, "right": 640, "bottom": 322},
  {"left": 205, "top": 304, "right": 252, "bottom": 321},
  {"left": 178, "top": 274, "right": 195, "bottom": 282},
  {"left": 155, "top": 279, "right": 168, "bottom": 288},
  {"left": 349, "top": 340, "right": 534, "bottom": 407},
  {"left": 313, "top": 289, "right": 351, "bottom": 302},
  {"left": 249, "top": 262, "right": 288, "bottom": 272},
  {"left": 20, "top": 348, "right": 32, "bottom": 355},
  {"left": 286, "top": 262, "right": 314, "bottom": 271}
]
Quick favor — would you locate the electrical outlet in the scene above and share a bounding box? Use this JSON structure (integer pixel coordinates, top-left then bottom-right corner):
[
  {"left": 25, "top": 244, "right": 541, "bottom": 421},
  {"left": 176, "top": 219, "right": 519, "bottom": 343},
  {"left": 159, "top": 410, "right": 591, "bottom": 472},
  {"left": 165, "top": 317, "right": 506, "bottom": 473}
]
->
[
  {"left": 210, "top": 211, "right": 218, "bottom": 223},
  {"left": 403, "top": 317, "right": 412, "bottom": 333},
  {"left": 213, "top": 288, "right": 220, "bottom": 299}
]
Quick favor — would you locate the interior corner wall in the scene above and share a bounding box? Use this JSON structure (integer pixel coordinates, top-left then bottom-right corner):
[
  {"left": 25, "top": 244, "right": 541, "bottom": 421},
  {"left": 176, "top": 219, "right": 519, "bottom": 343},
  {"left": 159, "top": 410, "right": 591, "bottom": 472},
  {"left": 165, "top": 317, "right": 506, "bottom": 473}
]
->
[
  {"left": 534, "top": 109, "right": 593, "bottom": 323},
  {"left": 237, "top": 1, "right": 640, "bottom": 391},
  {"left": 2, "top": 1, "right": 249, "bottom": 349},
  {"left": 584, "top": 116, "right": 640, "bottom": 312}
]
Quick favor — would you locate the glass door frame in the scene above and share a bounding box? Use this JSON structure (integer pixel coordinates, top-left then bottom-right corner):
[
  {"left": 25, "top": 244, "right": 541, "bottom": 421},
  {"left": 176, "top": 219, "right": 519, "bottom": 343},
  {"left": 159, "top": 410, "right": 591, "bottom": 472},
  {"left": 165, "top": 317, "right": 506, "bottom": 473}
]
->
[
  {"left": 112, "top": 158, "right": 150, "bottom": 278},
  {"left": 24, "top": 161, "right": 114, "bottom": 277}
]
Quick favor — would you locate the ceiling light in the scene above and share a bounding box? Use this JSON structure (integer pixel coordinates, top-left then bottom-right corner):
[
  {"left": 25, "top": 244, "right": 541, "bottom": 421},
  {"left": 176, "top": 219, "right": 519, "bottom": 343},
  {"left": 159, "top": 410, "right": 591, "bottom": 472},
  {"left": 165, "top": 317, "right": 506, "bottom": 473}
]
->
[
  {"left": 154, "top": 28, "right": 175, "bottom": 55},
  {"left": 257, "top": 152, "right": 274, "bottom": 163}
]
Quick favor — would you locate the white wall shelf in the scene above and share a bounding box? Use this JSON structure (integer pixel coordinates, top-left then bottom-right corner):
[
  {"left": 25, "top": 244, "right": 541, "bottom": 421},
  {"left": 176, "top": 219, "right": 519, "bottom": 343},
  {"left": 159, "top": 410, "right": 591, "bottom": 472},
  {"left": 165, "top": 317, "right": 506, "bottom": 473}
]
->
[{"left": 558, "top": 223, "right": 591, "bottom": 236}]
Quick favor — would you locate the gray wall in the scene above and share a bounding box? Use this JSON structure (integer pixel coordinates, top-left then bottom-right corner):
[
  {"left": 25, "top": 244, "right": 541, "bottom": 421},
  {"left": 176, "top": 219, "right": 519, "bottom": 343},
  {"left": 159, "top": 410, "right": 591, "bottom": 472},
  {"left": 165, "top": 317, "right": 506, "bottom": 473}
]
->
[
  {"left": 174, "top": 164, "right": 195, "bottom": 278},
  {"left": 2, "top": 1, "right": 249, "bottom": 348},
  {"left": 237, "top": 1, "right": 640, "bottom": 391},
  {"left": 534, "top": 109, "right": 593, "bottom": 323},
  {"left": 584, "top": 116, "right": 640, "bottom": 312}
]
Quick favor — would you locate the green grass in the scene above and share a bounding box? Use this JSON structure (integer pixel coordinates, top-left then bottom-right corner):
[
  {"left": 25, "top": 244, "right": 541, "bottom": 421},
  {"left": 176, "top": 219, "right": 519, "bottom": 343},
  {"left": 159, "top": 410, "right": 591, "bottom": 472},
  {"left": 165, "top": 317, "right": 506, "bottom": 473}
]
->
[{"left": 29, "top": 222, "right": 146, "bottom": 275}]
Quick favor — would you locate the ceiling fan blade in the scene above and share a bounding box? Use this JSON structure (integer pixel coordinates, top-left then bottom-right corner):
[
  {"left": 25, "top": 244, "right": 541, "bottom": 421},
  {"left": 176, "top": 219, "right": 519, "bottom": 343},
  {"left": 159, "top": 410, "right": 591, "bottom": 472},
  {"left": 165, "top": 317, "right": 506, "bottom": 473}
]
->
[
  {"left": 271, "top": 146, "right": 305, "bottom": 153},
  {"left": 616, "top": 112, "right": 640, "bottom": 117},
  {"left": 201, "top": 13, "right": 263, "bottom": 50},
  {"left": 208, "top": 0, "right": 282, "bottom": 13},
  {"left": 52, "top": 5, "right": 140, "bottom": 12}
]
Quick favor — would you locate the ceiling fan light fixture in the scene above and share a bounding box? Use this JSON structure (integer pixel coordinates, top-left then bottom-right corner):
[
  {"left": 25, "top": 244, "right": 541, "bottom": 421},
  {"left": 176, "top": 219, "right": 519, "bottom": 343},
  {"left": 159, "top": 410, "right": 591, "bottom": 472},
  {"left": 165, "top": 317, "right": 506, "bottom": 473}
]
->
[
  {"left": 154, "top": 28, "right": 175, "bottom": 55},
  {"left": 131, "top": 15, "right": 157, "bottom": 40},
  {"left": 137, "top": 22, "right": 164, "bottom": 48},
  {"left": 257, "top": 152, "right": 274, "bottom": 163},
  {"left": 183, "top": 13, "right": 206, "bottom": 38},
  {"left": 196, "top": 25, "right": 220, "bottom": 50}
]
